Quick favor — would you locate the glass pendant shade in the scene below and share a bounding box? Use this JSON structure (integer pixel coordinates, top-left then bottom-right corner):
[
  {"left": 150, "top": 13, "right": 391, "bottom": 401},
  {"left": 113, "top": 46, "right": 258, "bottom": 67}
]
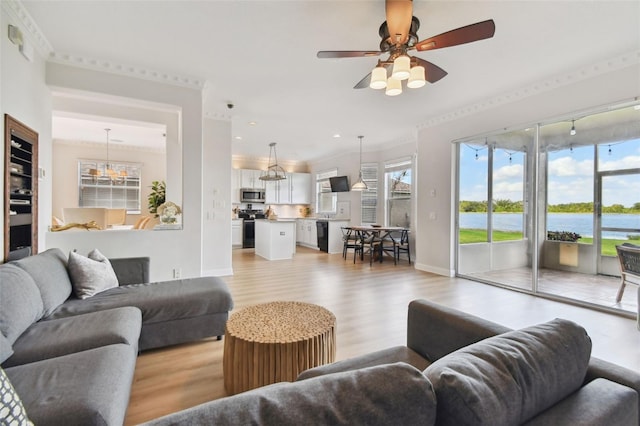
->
[
  {"left": 407, "top": 66, "right": 426, "bottom": 88},
  {"left": 352, "top": 136, "right": 368, "bottom": 191},
  {"left": 391, "top": 55, "right": 411, "bottom": 80},
  {"left": 385, "top": 77, "right": 402, "bottom": 96},
  {"left": 369, "top": 66, "right": 388, "bottom": 89},
  {"left": 351, "top": 176, "right": 367, "bottom": 191}
]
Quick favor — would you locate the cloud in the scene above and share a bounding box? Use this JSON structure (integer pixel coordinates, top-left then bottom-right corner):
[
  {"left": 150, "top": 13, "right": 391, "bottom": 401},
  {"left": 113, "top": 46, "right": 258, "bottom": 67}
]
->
[
  {"left": 548, "top": 156, "right": 593, "bottom": 177},
  {"left": 599, "top": 155, "right": 640, "bottom": 171},
  {"left": 493, "top": 181, "right": 524, "bottom": 200},
  {"left": 494, "top": 164, "right": 523, "bottom": 180}
]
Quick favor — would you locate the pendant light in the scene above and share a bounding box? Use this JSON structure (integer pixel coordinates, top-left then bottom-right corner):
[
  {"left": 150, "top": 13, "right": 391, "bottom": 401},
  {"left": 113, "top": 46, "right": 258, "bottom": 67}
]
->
[
  {"left": 259, "top": 142, "right": 287, "bottom": 181},
  {"left": 105, "top": 128, "right": 117, "bottom": 179},
  {"left": 351, "top": 135, "right": 367, "bottom": 191}
]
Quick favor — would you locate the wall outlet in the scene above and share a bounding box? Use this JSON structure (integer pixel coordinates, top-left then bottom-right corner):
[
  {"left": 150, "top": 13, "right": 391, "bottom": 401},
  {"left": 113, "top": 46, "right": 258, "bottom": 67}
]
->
[{"left": 173, "top": 268, "right": 182, "bottom": 279}]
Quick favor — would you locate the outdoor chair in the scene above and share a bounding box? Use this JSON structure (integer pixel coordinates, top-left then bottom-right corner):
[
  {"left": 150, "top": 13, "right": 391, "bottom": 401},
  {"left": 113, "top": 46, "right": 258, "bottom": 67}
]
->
[{"left": 615, "top": 243, "right": 640, "bottom": 303}]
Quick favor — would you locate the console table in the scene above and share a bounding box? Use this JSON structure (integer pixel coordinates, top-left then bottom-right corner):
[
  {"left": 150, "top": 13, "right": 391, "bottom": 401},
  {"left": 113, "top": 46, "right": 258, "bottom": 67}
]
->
[{"left": 223, "top": 301, "right": 336, "bottom": 395}]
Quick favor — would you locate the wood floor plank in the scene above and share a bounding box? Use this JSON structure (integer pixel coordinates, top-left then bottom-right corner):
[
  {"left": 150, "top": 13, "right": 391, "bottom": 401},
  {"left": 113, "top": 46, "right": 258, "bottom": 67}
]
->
[{"left": 125, "top": 246, "right": 639, "bottom": 425}]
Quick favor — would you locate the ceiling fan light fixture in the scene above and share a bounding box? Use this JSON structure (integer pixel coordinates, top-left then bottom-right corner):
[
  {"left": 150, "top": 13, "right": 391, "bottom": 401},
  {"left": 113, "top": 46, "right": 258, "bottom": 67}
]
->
[
  {"left": 385, "top": 77, "right": 402, "bottom": 96},
  {"left": 407, "top": 65, "right": 426, "bottom": 88},
  {"left": 391, "top": 55, "right": 411, "bottom": 80},
  {"left": 370, "top": 66, "right": 388, "bottom": 89}
]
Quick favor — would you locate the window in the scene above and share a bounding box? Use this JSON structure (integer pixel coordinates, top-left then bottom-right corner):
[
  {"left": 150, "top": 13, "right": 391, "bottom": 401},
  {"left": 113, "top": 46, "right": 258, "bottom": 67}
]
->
[
  {"left": 316, "top": 168, "right": 337, "bottom": 213},
  {"left": 385, "top": 157, "right": 412, "bottom": 227},
  {"left": 78, "top": 159, "right": 142, "bottom": 213},
  {"left": 361, "top": 163, "right": 378, "bottom": 224}
]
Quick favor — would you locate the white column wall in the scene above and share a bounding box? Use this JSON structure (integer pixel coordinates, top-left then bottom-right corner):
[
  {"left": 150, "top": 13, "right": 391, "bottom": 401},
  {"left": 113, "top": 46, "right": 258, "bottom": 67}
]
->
[{"left": 43, "top": 62, "right": 230, "bottom": 281}]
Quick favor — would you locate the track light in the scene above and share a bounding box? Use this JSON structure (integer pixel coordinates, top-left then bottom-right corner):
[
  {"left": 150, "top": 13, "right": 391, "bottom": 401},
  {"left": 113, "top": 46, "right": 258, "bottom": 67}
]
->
[{"left": 570, "top": 120, "right": 576, "bottom": 136}]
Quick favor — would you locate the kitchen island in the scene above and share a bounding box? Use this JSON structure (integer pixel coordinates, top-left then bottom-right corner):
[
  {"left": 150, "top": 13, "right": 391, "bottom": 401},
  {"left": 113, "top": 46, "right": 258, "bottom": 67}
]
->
[{"left": 255, "top": 219, "right": 297, "bottom": 260}]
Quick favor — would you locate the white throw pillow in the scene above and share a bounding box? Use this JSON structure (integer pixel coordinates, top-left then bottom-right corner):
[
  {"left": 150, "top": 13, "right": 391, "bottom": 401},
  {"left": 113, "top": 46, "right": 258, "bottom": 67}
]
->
[{"left": 68, "top": 249, "right": 119, "bottom": 299}]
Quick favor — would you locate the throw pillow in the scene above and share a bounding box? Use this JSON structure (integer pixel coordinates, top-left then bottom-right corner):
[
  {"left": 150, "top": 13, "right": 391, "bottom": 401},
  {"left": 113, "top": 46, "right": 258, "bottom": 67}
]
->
[
  {"left": 424, "top": 318, "right": 592, "bottom": 426},
  {"left": 0, "top": 367, "right": 33, "bottom": 426},
  {"left": 68, "top": 249, "right": 119, "bottom": 299},
  {"left": 0, "top": 334, "right": 14, "bottom": 365}
]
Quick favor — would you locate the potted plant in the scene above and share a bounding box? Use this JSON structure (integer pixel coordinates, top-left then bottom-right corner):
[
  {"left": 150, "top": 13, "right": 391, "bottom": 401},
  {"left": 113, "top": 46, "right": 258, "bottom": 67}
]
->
[
  {"left": 547, "top": 231, "right": 581, "bottom": 242},
  {"left": 147, "top": 180, "right": 166, "bottom": 218}
]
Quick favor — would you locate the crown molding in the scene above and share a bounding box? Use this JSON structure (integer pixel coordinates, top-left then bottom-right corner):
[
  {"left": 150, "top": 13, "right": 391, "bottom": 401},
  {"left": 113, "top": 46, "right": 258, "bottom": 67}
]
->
[
  {"left": 417, "top": 49, "right": 640, "bottom": 130},
  {"left": 1, "top": 0, "right": 53, "bottom": 57},
  {"left": 54, "top": 138, "right": 166, "bottom": 154},
  {"left": 48, "top": 52, "right": 205, "bottom": 90}
]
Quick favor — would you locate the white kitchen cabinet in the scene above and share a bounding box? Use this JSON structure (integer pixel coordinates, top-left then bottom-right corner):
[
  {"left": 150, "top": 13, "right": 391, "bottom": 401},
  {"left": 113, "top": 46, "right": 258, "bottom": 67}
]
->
[
  {"left": 296, "top": 219, "right": 317, "bottom": 249},
  {"left": 240, "top": 169, "right": 264, "bottom": 189},
  {"left": 232, "top": 219, "right": 243, "bottom": 247},
  {"left": 265, "top": 179, "right": 291, "bottom": 204},
  {"left": 290, "top": 173, "right": 311, "bottom": 204},
  {"left": 265, "top": 173, "right": 311, "bottom": 205}
]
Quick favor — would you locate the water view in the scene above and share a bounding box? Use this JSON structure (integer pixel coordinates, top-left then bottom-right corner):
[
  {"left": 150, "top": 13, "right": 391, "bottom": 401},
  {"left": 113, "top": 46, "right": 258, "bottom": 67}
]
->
[{"left": 459, "top": 212, "right": 640, "bottom": 239}]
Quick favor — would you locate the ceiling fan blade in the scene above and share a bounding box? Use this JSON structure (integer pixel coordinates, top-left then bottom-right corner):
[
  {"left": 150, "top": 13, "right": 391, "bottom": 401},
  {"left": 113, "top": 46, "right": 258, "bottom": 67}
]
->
[
  {"left": 385, "top": 0, "right": 413, "bottom": 45},
  {"left": 354, "top": 72, "right": 372, "bottom": 89},
  {"left": 415, "top": 19, "right": 495, "bottom": 52},
  {"left": 317, "top": 51, "right": 382, "bottom": 59},
  {"left": 413, "top": 57, "right": 448, "bottom": 83}
]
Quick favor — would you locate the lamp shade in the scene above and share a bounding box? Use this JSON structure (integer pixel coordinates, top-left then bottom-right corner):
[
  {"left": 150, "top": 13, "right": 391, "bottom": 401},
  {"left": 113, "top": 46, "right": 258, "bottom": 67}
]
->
[
  {"left": 391, "top": 55, "right": 411, "bottom": 80},
  {"left": 370, "top": 66, "right": 387, "bottom": 89},
  {"left": 407, "top": 66, "right": 426, "bottom": 88},
  {"left": 385, "top": 77, "right": 402, "bottom": 96},
  {"left": 351, "top": 179, "right": 367, "bottom": 191}
]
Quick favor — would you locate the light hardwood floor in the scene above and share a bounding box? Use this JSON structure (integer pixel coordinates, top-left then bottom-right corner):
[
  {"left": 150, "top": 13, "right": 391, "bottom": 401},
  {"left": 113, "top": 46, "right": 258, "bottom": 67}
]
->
[{"left": 125, "top": 247, "right": 640, "bottom": 425}]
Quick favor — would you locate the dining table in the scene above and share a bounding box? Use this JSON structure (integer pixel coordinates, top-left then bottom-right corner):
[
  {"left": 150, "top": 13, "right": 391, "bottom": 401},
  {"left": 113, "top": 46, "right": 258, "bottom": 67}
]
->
[{"left": 346, "top": 225, "right": 409, "bottom": 264}]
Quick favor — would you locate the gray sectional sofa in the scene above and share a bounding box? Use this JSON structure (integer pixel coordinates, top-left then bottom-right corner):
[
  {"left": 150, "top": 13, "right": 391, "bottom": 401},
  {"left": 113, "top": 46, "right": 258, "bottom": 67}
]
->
[
  {"left": 0, "top": 248, "right": 233, "bottom": 426},
  {"left": 145, "top": 299, "right": 639, "bottom": 426}
]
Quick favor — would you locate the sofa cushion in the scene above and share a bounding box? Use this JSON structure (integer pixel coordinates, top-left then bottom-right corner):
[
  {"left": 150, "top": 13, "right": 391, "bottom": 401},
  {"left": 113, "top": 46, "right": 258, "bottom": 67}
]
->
[
  {"left": 523, "top": 378, "right": 639, "bottom": 426},
  {"left": 5, "top": 344, "right": 137, "bottom": 426},
  {"left": 3, "top": 307, "right": 142, "bottom": 368},
  {"left": 0, "top": 367, "right": 33, "bottom": 425},
  {"left": 12, "top": 248, "right": 72, "bottom": 317},
  {"left": 46, "top": 277, "right": 233, "bottom": 325},
  {"left": 68, "top": 249, "right": 119, "bottom": 299},
  {"left": 0, "top": 333, "right": 14, "bottom": 364},
  {"left": 424, "top": 318, "right": 592, "bottom": 426},
  {"left": 297, "top": 345, "right": 431, "bottom": 381},
  {"left": 0, "top": 264, "right": 44, "bottom": 345},
  {"left": 141, "top": 362, "right": 437, "bottom": 426}
]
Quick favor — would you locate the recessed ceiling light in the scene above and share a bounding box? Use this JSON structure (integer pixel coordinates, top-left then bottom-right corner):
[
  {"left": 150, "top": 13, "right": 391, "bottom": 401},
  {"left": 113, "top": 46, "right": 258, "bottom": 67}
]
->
[
  {"left": 248, "top": 121, "right": 257, "bottom": 126},
  {"left": 634, "top": 104, "right": 640, "bottom": 111},
  {"left": 234, "top": 136, "right": 242, "bottom": 140},
  {"left": 333, "top": 133, "right": 341, "bottom": 138}
]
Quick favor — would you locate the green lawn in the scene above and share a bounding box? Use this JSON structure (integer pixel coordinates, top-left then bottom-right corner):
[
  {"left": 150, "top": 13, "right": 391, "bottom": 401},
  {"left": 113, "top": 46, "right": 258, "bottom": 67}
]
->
[{"left": 459, "top": 229, "right": 630, "bottom": 256}]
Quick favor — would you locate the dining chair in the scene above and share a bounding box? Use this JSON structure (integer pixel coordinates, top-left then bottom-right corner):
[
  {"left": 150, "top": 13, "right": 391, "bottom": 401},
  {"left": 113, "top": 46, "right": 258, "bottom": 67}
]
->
[
  {"left": 133, "top": 216, "right": 151, "bottom": 230},
  {"left": 381, "top": 230, "right": 402, "bottom": 265},
  {"left": 341, "top": 227, "right": 362, "bottom": 263},
  {"left": 396, "top": 229, "right": 411, "bottom": 265},
  {"left": 360, "top": 230, "right": 383, "bottom": 266}
]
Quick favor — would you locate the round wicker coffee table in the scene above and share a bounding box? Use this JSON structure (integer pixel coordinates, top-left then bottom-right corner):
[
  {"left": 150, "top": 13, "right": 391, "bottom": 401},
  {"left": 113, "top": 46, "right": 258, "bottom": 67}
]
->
[{"left": 223, "top": 301, "right": 336, "bottom": 395}]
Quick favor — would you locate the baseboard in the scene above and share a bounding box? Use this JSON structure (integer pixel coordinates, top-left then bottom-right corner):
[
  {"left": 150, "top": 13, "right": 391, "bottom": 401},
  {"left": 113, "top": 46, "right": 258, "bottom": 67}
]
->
[
  {"left": 414, "top": 262, "right": 455, "bottom": 277},
  {"left": 201, "top": 267, "right": 234, "bottom": 277}
]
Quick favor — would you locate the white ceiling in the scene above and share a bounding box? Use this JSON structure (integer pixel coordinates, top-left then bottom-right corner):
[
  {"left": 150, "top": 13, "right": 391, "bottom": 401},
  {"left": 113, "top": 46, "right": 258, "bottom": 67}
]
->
[{"left": 22, "top": 0, "right": 640, "bottom": 162}]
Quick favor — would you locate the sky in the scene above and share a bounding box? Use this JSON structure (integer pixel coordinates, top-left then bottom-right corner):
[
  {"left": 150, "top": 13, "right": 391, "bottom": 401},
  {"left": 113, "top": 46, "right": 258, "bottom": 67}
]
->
[{"left": 459, "top": 138, "right": 640, "bottom": 207}]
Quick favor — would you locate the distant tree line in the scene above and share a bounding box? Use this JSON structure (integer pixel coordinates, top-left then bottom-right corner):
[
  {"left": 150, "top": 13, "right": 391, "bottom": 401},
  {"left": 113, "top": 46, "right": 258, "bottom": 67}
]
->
[{"left": 459, "top": 200, "right": 640, "bottom": 213}]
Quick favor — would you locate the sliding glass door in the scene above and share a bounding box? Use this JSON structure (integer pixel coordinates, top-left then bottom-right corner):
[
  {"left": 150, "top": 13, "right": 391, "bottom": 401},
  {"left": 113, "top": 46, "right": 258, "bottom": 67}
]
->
[{"left": 455, "top": 101, "right": 640, "bottom": 316}]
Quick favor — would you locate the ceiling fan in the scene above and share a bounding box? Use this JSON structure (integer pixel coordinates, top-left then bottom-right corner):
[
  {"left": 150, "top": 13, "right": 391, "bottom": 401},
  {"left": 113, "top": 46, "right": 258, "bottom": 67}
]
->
[{"left": 317, "top": 0, "right": 495, "bottom": 93}]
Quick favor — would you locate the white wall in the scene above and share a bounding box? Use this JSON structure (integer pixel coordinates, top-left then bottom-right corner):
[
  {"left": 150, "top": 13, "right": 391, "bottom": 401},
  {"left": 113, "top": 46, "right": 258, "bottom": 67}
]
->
[
  {"left": 1, "top": 7, "right": 52, "bottom": 259},
  {"left": 415, "top": 63, "right": 640, "bottom": 277},
  {"left": 309, "top": 140, "right": 417, "bottom": 225},
  {"left": 51, "top": 140, "right": 166, "bottom": 222},
  {"left": 43, "top": 62, "right": 232, "bottom": 280},
  {"left": 202, "top": 118, "right": 233, "bottom": 276}
]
